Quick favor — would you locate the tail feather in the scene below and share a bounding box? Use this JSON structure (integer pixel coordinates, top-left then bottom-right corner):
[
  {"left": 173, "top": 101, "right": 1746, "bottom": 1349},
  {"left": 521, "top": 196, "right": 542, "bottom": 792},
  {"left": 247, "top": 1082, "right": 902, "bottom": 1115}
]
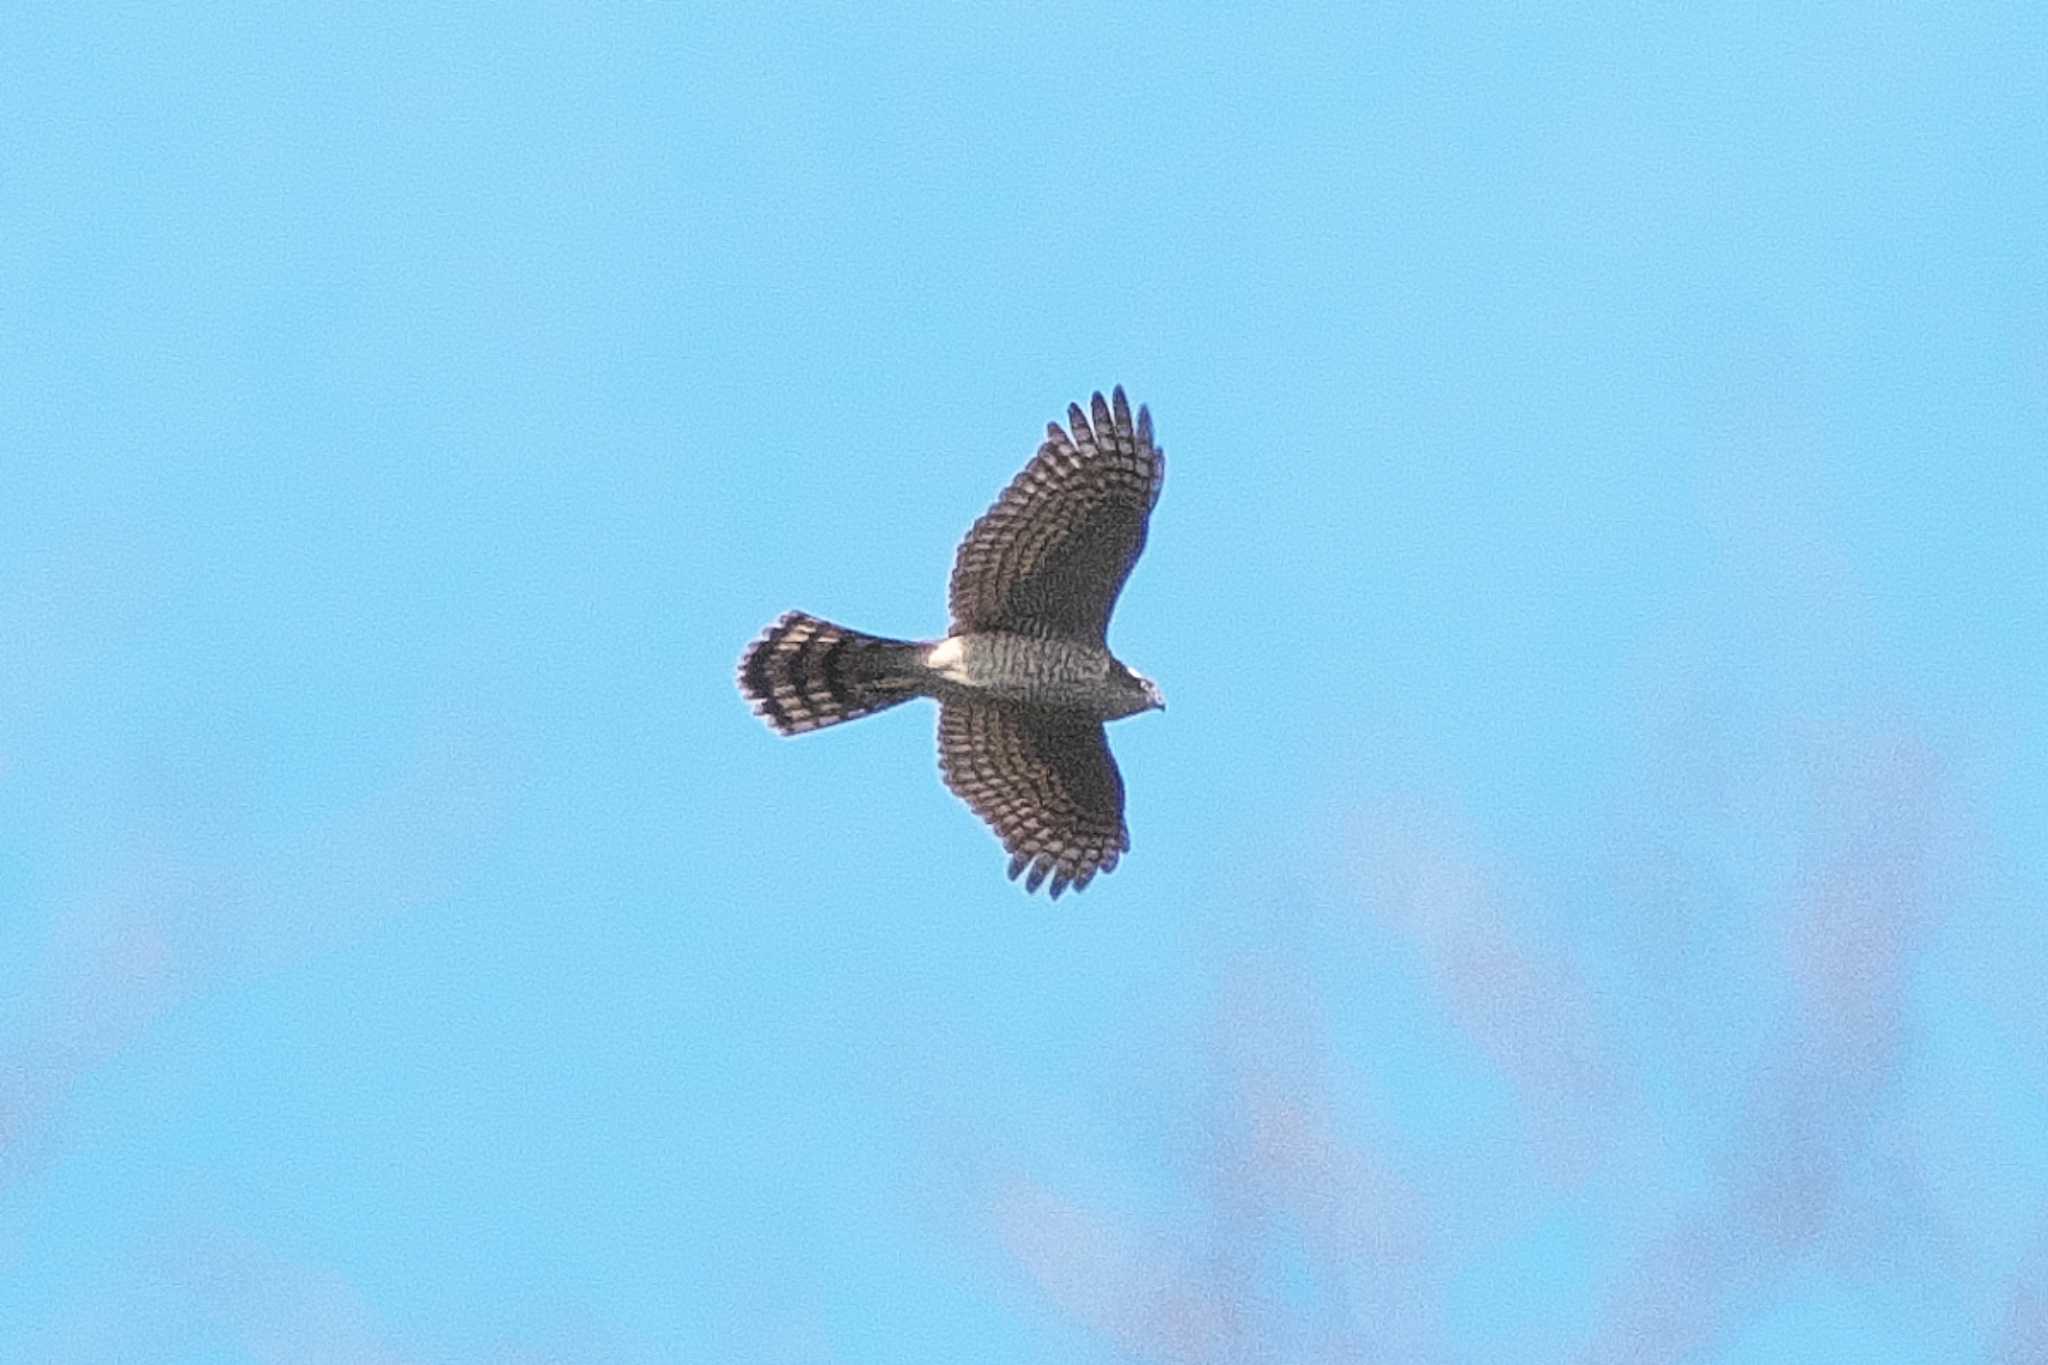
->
[{"left": 737, "top": 612, "right": 925, "bottom": 735}]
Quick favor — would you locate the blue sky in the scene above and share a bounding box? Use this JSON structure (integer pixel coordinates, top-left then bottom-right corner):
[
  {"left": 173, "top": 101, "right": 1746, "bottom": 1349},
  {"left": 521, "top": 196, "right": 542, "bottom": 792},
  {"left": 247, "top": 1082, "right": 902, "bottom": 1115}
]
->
[{"left": 3, "top": 4, "right": 2044, "bottom": 1361}]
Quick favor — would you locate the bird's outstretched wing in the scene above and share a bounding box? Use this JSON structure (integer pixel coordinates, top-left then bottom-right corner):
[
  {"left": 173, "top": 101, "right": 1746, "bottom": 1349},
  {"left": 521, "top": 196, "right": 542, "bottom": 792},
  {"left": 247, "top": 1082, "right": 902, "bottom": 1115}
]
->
[
  {"left": 937, "top": 701, "right": 1129, "bottom": 898},
  {"left": 948, "top": 387, "right": 1164, "bottom": 643}
]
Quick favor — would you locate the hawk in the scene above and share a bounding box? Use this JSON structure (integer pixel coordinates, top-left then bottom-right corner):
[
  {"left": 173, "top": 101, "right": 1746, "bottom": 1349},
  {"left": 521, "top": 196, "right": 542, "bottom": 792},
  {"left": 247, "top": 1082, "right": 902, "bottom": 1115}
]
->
[{"left": 737, "top": 387, "right": 1165, "bottom": 898}]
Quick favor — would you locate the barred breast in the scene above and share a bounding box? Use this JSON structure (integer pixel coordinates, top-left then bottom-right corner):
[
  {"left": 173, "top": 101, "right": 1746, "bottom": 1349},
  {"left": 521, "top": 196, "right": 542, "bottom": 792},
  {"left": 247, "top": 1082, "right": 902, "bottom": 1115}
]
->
[{"left": 924, "top": 632, "right": 1132, "bottom": 716}]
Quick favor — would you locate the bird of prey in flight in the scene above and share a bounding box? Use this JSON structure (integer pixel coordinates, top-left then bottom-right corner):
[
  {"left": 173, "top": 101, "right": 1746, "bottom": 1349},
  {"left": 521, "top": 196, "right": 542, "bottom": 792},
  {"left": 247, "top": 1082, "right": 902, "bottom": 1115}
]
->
[{"left": 738, "top": 387, "right": 1165, "bottom": 898}]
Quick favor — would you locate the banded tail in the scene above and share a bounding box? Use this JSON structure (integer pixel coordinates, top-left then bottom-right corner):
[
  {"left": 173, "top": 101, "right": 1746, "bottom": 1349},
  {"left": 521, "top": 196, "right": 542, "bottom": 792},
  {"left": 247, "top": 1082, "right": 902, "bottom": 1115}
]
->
[{"left": 737, "top": 612, "right": 926, "bottom": 735}]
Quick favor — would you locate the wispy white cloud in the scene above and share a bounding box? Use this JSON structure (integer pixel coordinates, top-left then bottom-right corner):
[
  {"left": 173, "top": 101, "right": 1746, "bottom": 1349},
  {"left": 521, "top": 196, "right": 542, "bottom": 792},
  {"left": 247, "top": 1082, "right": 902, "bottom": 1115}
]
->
[
  {"left": 1583, "top": 726, "right": 1958, "bottom": 1362},
  {"left": 997, "top": 962, "right": 1441, "bottom": 1363},
  {"left": 1352, "top": 797, "right": 1621, "bottom": 1186}
]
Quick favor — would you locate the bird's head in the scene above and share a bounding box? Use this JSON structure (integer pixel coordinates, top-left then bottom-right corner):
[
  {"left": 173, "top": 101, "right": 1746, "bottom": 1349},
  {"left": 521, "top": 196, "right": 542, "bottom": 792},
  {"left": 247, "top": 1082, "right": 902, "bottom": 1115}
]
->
[
  {"left": 1109, "top": 661, "right": 1164, "bottom": 717},
  {"left": 1136, "top": 672, "right": 1165, "bottom": 713}
]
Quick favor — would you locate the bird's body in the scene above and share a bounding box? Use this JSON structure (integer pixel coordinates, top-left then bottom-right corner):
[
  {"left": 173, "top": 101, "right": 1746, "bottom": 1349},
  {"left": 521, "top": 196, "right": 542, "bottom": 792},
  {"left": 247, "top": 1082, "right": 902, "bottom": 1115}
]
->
[
  {"left": 922, "top": 633, "right": 1156, "bottom": 719},
  {"left": 737, "top": 387, "right": 1164, "bottom": 898}
]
